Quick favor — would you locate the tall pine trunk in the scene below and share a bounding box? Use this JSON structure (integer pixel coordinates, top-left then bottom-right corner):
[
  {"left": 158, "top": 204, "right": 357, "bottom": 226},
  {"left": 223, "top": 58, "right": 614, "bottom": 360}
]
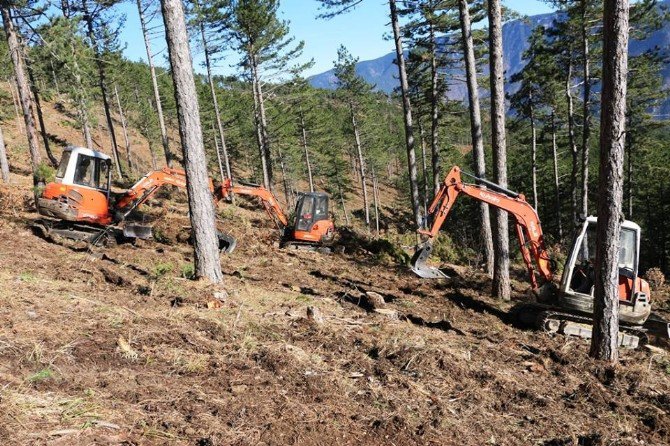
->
[
  {"left": 551, "top": 110, "right": 563, "bottom": 240},
  {"left": 299, "top": 109, "right": 314, "bottom": 192},
  {"left": 1, "top": 6, "right": 41, "bottom": 176},
  {"left": 350, "top": 102, "right": 370, "bottom": 227},
  {"left": 418, "top": 119, "right": 430, "bottom": 217},
  {"left": 114, "top": 84, "right": 133, "bottom": 174},
  {"left": 27, "top": 64, "right": 57, "bottom": 166},
  {"left": 580, "top": 0, "right": 592, "bottom": 218},
  {"left": 82, "top": 0, "right": 123, "bottom": 179},
  {"left": 0, "top": 125, "right": 10, "bottom": 183},
  {"left": 429, "top": 21, "right": 440, "bottom": 196},
  {"left": 459, "top": 0, "right": 494, "bottom": 275},
  {"left": 137, "top": 0, "right": 172, "bottom": 167},
  {"left": 160, "top": 0, "right": 222, "bottom": 283},
  {"left": 372, "top": 164, "right": 380, "bottom": 236},
  {"left": 389, "top": 0, "right": 421, "bottom": 229},
  {"left": 198, "top": 10, "right": 232, "bottom": 181},
  {"left": 566, "top": 49, "right": 579, "bottom": 226},
  {"left": 590, "top": 0, "right": 629, "bottom": 363},
  {"left": 529, "top": 94, "right": 538, "bottom": 210},
  {"left": 488, "top": 0, "right": 510, "bottom": 300},
  {"left": 249, "top": 51, "right": 272, "bottom": 190}
]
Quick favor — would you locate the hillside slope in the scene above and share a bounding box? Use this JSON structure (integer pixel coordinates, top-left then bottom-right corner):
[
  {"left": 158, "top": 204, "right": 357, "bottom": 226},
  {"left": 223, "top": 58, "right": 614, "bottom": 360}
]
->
[{"left": 0, "top": 155, "right": 669, "bottom": 445}]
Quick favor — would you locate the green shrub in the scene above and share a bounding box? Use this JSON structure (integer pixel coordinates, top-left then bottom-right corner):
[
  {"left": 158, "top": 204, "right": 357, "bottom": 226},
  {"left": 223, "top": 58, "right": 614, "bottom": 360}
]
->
[
  {"left": 154, "top": 261, "right": 174, "bottom": 277},
  {"left": 181, "top": 263, "right": 195, "bottom": 279}
]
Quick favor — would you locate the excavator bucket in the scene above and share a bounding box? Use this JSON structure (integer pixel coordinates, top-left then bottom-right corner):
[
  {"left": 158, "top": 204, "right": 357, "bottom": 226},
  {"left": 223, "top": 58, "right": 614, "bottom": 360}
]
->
[
  {"left": 217, "top": 231, "right": 237, "bottom": 254},
  {"left": 123, "top": 224, "right": 153, "bottom": 240},
  {"left": 410, "top": 241, "right": 449, "bottom": 279}
]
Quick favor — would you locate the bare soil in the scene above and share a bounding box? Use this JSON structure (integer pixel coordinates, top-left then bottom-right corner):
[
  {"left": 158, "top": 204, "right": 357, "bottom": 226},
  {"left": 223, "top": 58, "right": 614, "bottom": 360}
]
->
[{"left": 0, "top": 183, "right": 669, "bottom": 446}]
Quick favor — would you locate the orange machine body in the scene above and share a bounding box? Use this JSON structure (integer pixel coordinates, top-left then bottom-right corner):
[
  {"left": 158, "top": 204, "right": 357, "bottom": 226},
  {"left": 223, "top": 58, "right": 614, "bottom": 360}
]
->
[{"left": 218, "top": 179, "right": 335, "bottom": 246}]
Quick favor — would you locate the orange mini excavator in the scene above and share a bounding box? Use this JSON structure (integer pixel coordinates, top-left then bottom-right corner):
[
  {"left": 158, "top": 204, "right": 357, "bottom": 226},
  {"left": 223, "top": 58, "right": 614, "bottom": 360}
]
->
[
  {"left": 33, "top": 146, "right": 237, "bottom": 252},
  {"left": 216, "top": 178, "right": 336, "bottom": 251},
  {"left": 411, "top": 166, "right": 670, "bottom": 347}
]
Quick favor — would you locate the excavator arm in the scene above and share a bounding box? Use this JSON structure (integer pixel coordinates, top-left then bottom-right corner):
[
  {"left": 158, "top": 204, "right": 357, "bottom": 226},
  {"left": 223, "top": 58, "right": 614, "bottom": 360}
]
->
[
  {"left": 114, "top": 167, "right": 216, "bottom": 220},
  {"left": 216, "top": 179, "right": 290, "bottom": 230},
  {"left": 411, "top": 166, "right": 554, "bottom": 290}
]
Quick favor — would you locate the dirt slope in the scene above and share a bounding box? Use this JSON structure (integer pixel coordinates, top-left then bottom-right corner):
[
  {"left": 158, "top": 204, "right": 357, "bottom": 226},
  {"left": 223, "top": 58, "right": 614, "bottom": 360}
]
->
[{"left": 0, "top": 181, "right": 669, "bottom": 446}]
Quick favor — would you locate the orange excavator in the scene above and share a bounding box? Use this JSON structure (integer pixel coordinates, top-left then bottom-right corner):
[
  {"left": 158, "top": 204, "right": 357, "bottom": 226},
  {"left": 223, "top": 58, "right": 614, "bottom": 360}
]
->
[
  {"left": 34, "top": 146, "right": 335, "bottom": 252},
  {"left": 33, "top": 146, "right": 237, "bottom": 251},
  {"left": 216, "top": 178, "right": 336, "bottom": 250},
  {"left": 412, "top": 166, "right": 669, "bottom": 347}
]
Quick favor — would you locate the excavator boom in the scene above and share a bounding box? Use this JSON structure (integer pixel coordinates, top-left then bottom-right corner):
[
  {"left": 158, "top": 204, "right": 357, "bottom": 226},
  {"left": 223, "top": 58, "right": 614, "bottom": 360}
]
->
[{"left": 412, "top": 166, "right": 553, "bottom": 290}]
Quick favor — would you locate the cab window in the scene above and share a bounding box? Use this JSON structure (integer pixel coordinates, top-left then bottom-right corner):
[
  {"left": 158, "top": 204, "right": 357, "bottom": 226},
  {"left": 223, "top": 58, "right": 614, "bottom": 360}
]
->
[
  {"left": 73, "top": 154, "right": 109, "bottom": 190},
  {"left": 314, "top": 196, "right": 328, "bottom": 221},
  {"left": 56, "top": 151, "right": 71, "bottom": 179}
]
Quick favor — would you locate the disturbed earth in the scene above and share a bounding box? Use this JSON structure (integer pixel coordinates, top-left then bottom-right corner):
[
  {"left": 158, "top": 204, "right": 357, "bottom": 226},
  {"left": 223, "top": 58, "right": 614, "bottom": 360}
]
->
[{"left": 0, "top": 185, "right": 669, "bottom": 446}]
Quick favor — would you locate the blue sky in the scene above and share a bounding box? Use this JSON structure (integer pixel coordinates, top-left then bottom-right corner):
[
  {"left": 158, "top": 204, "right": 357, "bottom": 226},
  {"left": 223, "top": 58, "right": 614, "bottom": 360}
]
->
[{"left": 118, "top": 0, "right": 554, "bottom": 77}]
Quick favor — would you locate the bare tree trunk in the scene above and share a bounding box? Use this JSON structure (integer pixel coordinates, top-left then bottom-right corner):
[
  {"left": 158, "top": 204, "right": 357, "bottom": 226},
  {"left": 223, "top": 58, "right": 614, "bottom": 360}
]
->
[
  {"left": 160, "top": 0, "right": 222, "bottom": 283},
  {"left": 299, "top": 109, "right": 314, "bottom": 192},
  {"left": 372, "top": 164, "right": 380, "bottom": 236},
  {"left": 114, "top": 84, "right": 133, "bottom": 174},
  {"left": 1, "top": 6, "right": 41, "bottom": 175},
  {"left": 390, "top": 0, "right": 421, "bottom": 229},
  {"left": 581, "top": 0, "right": 591, "bottom": 219},
  {"left": 429, "top": 21, "right": 440, "bottom": 196},
  {"left": 530, "top": 95, "right": 538, "bottom": 210},
  {"left": 351, "top": 102, "right": 370, "bottom": 227},
  {"left": 250, "top": 66, "right": 271, "bottom": 189},
  {"left": 488, "top": 0, "right": 510, "bottom": 300},
  {"left": 0, "top": 125, "right": 10, "bottom": 183},
  {"left": 626, "top": 128, "right": 633, "bottom": 218},
  {"left": 138, "top": 0, "right": 172, "bottom": 167},
  {"left": 213, "top": 132, "right": 225, "bottom": 181},
  {"left": 338, "top": 182, "right": 350, "bottom": 226},
  {"left": 198, "top": 12, "right": 232, "bottom": 181},
  {"left": 551, "top": 110, "right": 563, "bottom": 240},
  {"left": 249, "top": 52, "right": 272, "bottom": 189},
  {"left": 459, "top": 0, "right": 494, "bottom": 276},
  {"left": 566, "top": 50, "right": 580, "bottom": 227},
  {"left": 82, "top": 0, "right": 123, "bottom": 179},
  {"left": 8, "top": 76, "right": 23, "bottom": 135},
  {"left": 418, "top": 120, "right": 430, "bottom": 217},
  {"left": 27, "top": 64, "right": 57, "bottom": 166},
  {"left": 590, "top": 0, "right": 629, "bottom": 363}
]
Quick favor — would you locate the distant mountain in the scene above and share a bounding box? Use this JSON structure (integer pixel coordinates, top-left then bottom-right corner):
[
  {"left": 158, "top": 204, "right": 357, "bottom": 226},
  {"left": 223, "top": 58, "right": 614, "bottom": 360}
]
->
[{"left": 309, "top": 3, "right": 670, "bottom": 115}]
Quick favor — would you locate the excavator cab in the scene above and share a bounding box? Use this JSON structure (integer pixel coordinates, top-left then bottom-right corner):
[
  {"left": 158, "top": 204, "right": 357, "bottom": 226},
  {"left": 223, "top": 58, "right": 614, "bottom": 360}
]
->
[
  {"left": 289, "top": 193, "right": 335, "bottom": 246},
  {"left": 38, "top": 147, "right": 113, "bottom": 225},
  {"left": 559, "top": 217, "right": 651, "bottom": 324}
]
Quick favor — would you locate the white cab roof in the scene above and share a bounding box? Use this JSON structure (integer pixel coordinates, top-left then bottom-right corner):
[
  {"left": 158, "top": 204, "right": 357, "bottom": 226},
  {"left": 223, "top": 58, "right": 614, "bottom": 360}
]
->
[
  {"left": 65, "top": 146, "right": 111, "bottom": 161},
  {"left": 585, "top": 215, "right": 641, "bottom": 232}
]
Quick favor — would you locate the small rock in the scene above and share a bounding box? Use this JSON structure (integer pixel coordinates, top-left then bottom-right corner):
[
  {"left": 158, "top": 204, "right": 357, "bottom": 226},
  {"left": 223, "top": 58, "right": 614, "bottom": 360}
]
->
[
  {"left": 374, "top": 308, "right": 398, "bottom": 320},
  {"left": 363, "top": 291, "right": 385, "bottom": 309},
  {"left": 213, "top": 290, "right": 228, "bottom": 301},
  {"left": 230, "top": 384, "right": 248, "bottom": 394},
  {"left": 306, "top": 306, "right": 324, "bottom": 324},
  {"left": 290, "top": 285, "right": 301, "bottom": 292},
  {"left": 26, "top": 311, "right": 38, "bottom": 319}
]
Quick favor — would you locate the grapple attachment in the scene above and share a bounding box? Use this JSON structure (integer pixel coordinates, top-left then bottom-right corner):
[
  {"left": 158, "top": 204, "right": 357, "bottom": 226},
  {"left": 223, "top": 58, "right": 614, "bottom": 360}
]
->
[{"left": 410, "top": 241, "right": 449, "bottom": 279}]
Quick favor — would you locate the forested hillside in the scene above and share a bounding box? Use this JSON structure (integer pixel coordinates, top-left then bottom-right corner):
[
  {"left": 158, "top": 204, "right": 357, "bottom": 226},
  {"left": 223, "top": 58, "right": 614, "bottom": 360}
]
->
[{"left": 0, "top": 0, "right": 669, "bottom": 444}]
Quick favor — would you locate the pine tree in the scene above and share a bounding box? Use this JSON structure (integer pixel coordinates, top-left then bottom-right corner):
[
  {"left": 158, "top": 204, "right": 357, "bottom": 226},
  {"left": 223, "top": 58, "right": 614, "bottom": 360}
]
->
[
  {"left": 228, "top": 0, "right": 310, "bottom": 190},
  {"left": 590, "top": 0, "right": 629, "bottom": 363},
  {"left": 488, "top": 0, "right": 511, "bottom": 300},
  {"left": 160, "top": 0, "right": 223, "bottom": 283}
]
